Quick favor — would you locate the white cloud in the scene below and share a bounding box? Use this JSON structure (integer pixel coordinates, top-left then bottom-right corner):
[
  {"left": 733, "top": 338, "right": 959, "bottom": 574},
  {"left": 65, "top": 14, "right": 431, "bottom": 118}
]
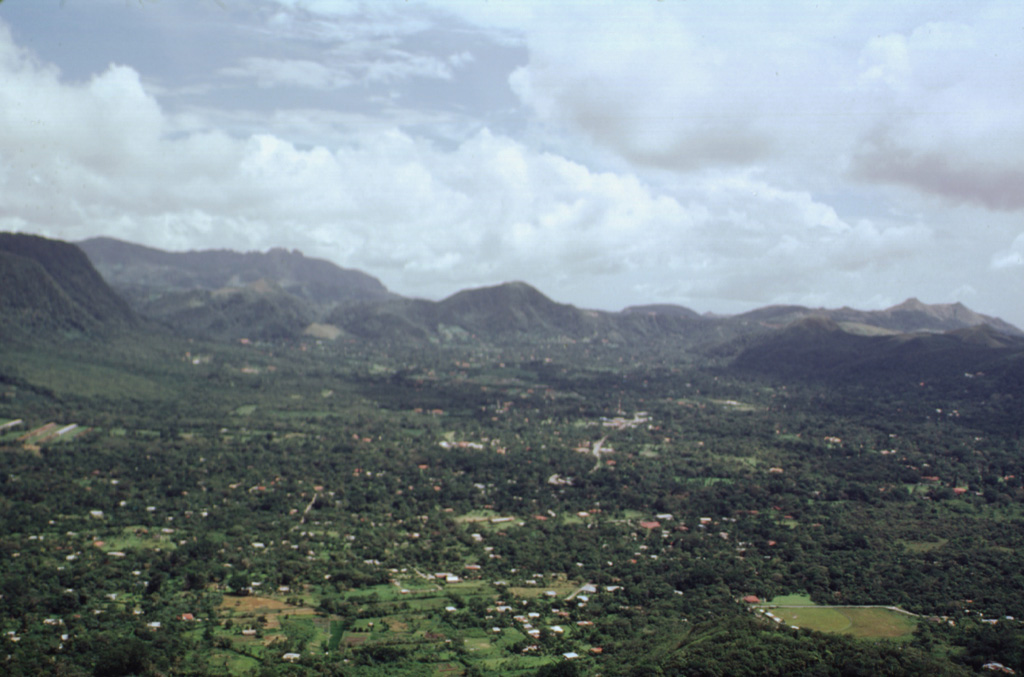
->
[
  {"left": 991, "top": 233, "right": 1024, "bottom": 270},
  {"left": 222, "top": 57, "right": 343, "bottom": 89},
  {"left": 214, "top": 1, "right": 476, "bottom": 93},
  {"left": 507, "top": 1, "right": 1024, "bottom": 215},
  {"left": 847, "top": 7, "right": 1024, "bottom": 210},
  {"left": 507, "top": 2, "right": 871, "bottom": 172},
  {"left": 0, "top": 27, "right": 695, "bottom": 298},
  {"left": 2, "top": 4, "right": 1023, "bottom": 328},
  {"left": 220, "top": 49, "right": 464, "bottom": 90}
]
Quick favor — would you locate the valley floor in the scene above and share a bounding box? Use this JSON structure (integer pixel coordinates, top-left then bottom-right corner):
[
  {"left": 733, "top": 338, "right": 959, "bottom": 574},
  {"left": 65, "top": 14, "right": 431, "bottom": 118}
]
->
[{"left": 2, "top": 338, "right": 1022, "bottom": 675}]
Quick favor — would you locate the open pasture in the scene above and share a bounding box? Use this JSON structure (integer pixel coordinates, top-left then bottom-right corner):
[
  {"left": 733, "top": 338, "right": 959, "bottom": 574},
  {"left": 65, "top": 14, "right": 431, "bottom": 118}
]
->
[{"left": 761, "top": 597, "right": 917, "bottom": 639}]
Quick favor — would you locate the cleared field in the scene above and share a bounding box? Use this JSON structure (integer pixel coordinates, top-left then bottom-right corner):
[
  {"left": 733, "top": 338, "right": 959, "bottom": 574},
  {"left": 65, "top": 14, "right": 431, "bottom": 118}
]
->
[
  {"left": 220, "top": 595, "right": 300, "bottom": 618},
  {"left": 768, "top": 606, "right": 853, "bottom": 633},
  {"left": 902, "top": 538, "right": 948, "bottom": 553},
  {"left": 464, "top": 635, "right": 495, "bottom": 654},
  {"left": 209, "top": 650, "right": 259, "bottom": 675},
  {"left": 760, "top": 597, "right": 917, "bottom": 639},
  {"left": 769, "top": 593, "right": 815, "bottom": 606},
  {"left": 710, "top": 398, "right": 760, "bottom": 412},
  {"left": 841, "top": 608, "right": 918, "bottom": 639},
  {"left": 507, "top": 581, "right": 578, "bottom": 599}
]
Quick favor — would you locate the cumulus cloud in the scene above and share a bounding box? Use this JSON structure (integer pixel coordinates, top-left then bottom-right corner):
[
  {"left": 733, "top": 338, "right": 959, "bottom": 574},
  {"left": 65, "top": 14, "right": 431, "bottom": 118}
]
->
[
  {"left": 0, "top": 19, "right": 900, "bottom": 311},
  {"left": 850, "top": 130, "right": 1024, "bottom": 211},
  {"left": 0, "top": 22, "right": 693, "bottom": 299},
  {"left": 2, "top": 4, "right": 1023, "bottom": 327},
  {"left": 508, "top": 1, "right": 1024, "bottom": 214},
  {"left": 507, "top": 3, "right": 870, "bottom": 172},
  {"left": 846, "top": 9, "right": 1024, "bottom": 210},
  {"left": 508, "top": 5, "right": 761, "bottom": 169}
]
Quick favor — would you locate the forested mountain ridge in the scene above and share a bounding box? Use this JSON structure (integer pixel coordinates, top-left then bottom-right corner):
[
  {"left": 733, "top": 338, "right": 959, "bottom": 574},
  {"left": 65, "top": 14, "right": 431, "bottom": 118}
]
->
[
  {"left": 77, "top": 237, "right": 391, "bottom": 341},
  {"left": 728, "top": 315, "right": 1024, "bottom": 387},
  {"left": 7, "top": 233, "right": 1021, "bottom": 351},
  {"left": 79, "top": 236, "right": 390, "bottom": 305},
  {"left": 296, "top": 280, "right": 1024, "bottom": 355},
  {"left": 0, "top": 233, "right": 137, "bottom": 339},
  {"left": 725, "top": 297, "right": 1023, "bottom": 337}
]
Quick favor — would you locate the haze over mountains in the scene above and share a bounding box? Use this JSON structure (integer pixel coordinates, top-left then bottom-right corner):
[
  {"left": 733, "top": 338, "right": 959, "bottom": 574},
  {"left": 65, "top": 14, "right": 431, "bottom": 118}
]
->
[{"left": 3, "top": 234, "right": 1023, "bottom": 383}]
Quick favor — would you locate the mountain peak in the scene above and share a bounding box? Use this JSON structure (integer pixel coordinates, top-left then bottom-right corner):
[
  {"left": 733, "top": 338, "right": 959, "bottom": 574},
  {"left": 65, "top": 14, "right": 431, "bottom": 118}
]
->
[
  {"left": 440, "top": 281, "right": 555, "bottom": 307},
  {"left": 890, "top": 297, "right": 928, "bottom": 312}
]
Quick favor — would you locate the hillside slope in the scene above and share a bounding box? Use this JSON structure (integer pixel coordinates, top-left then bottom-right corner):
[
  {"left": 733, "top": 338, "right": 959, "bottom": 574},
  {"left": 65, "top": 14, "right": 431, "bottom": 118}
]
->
[
  {"left": 78, "top": 237, "right": 393, "bottom": 340},
  {"left": 728, "top": 316, "right": 1024, "bottom": 388},
  {"left": 723, "top": 299, "right": 1022, "bottom": 337},
  {"left": 79, "top": 237, "right": 390, "bottom": 305},
  {"left": 0, "top": 233, "right": 136, "bottom": 339}
]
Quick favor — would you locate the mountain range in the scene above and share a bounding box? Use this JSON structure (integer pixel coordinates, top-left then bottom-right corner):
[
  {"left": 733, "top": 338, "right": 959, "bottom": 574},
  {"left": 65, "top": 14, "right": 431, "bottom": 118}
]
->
[
  {"left": 3, "top": 233, "right": 1023, "bottom": 384},
  {"left": 75, "top": 235, "right": 1022, "bottom": 340}
]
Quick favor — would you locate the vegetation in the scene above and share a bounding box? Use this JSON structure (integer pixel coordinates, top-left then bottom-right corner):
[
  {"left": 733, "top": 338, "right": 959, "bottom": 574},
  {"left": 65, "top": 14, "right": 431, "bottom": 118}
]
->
[
  {"left": 2, "top": 325, "right": 1024, "bottom": 676},
  {"left": 2, "top": 234, "right": 1024, "bottom": 674}
]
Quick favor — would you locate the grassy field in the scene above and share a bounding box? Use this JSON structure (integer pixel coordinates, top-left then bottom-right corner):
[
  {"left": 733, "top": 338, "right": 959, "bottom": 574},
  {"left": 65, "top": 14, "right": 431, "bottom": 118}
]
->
[
  {"left": 760, "top": 596, "right": 917, "bottom": 639},
  {"left": 901, "top": 538, "right": 949, "bottom": 553},
  {"left": 768, "top": 593, "right": 815, "bottom": 606},
  {"left": 770, "top": 606, "right": 853, "bottom": 633}
]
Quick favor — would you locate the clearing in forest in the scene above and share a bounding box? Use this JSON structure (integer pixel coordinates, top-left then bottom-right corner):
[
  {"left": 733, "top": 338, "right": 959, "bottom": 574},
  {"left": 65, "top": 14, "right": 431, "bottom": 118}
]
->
[
  {"left": 758, "top": 596, "right": 918, "bottom": 639},
  {"left": 218, "top": 594, "right": 318, "bottom": 629}
]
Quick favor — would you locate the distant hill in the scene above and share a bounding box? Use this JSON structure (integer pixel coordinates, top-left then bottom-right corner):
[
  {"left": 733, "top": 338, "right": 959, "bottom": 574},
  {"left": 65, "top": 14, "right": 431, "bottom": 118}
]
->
[
  {"left": 327, "top": 281, "right": 721, "bottom": 349},
  {"left": 436, "top": 281, "right": 610, "bottom": 339},
  {"left": 79, "top": 237, "right": 389, "bottom": 305},
  {"left": 859, "top": 297, "right": 1021, "bottom": 335},
  {"left": 728, "top": 315, "right": 1024, "bottom": 386},
  {"left": 0, "top": 233, "right": 136, "bottom": 340},
  {"left": 324, "top": 297, "right": 440, "bottom": 342},
  {"left": 324, "top": 282, "right": 610, "bottom": 344},
  {"left": 318, "top": 282, "right": 745, "bottom": 352},
  {"left": 722, "top": 298, "right": 1022, "bottom": 337},
  {"left": 137, "top": 284, "right": 317, "bottom": 342},
  {"left": 78, "top": 237, "right": 391, "bottom": 340}
]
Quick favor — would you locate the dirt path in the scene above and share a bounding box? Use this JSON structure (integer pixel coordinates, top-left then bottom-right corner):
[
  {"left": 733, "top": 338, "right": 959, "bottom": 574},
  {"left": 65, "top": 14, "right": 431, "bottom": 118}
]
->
[
  {"left": 299, "top": 492, "right": 319, "bottom": 524},
  {"left": 565, "top": 583, "right": 595, "bottom": 601},
  {"left": 589, "top": 436, "right": 608, "bottom": 473}
]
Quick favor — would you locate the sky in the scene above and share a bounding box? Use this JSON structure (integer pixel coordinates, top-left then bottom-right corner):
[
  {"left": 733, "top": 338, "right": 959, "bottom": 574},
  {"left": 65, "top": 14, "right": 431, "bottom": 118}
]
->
[{"left": 1, "top": 0, "right": 1023, "bottom": 326}]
